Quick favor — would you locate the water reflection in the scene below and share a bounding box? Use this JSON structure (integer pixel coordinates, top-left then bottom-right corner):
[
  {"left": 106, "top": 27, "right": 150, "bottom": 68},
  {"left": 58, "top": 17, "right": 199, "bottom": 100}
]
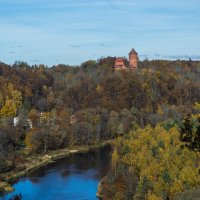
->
[{"left": 1, "top": 146, "right": 111, "bottom": 200}]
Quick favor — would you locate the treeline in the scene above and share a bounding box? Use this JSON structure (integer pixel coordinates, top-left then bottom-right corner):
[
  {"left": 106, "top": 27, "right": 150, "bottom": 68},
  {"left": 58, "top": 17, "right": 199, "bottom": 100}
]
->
[{"left": 0, "top": 58, "right": 200, "bottom": 174}]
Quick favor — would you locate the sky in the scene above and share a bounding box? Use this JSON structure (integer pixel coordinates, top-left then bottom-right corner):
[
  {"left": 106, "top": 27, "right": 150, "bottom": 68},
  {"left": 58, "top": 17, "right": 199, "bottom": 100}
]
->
[{"left": 0, "top": 0, "right": 200, "bottom": 66}]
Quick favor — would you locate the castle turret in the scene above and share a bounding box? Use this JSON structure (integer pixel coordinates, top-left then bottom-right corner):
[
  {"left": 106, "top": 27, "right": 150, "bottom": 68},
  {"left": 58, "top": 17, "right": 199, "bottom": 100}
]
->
[{"left": 129, "top": 48, "right": 138, "bottom": 69}]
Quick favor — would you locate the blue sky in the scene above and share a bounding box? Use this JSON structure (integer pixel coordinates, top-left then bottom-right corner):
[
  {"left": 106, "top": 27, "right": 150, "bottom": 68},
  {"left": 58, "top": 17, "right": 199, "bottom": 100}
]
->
[{"left": 0, "top": 0, "right": 200, "bottom": 66}]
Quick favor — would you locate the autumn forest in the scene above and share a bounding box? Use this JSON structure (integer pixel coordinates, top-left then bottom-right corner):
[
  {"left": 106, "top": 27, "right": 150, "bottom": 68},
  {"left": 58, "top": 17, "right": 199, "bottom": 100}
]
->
[{"left": 0, "top": 58, "right": 200, "bottom": 199}]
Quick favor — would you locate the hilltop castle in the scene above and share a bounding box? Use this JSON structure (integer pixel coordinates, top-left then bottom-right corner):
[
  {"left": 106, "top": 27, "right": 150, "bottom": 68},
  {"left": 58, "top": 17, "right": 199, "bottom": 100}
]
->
[{"left": 114, "top": 48, "right": 138, "bottom": 71}]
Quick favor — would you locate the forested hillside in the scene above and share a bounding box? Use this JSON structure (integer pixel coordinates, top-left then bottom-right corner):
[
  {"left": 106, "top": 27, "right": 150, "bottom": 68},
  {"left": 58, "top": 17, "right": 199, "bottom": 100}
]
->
[
  {"left": 101, "top": 111, "right": 200, "bottom": 199},
  {"left": 0, "top": 58, "right": 200, "bottom": 192}
]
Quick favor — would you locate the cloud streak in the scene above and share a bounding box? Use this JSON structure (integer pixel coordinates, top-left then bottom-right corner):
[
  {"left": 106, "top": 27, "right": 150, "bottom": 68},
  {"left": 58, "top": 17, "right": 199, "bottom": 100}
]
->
[{"left": 70, "top": 45, "right": 81, "bottom": 48}]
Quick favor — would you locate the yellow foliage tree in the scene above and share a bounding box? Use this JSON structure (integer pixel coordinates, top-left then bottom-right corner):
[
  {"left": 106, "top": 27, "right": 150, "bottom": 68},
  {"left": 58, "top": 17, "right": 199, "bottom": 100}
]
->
[
  {"left": 0, "top": 83, "right": 22, "bottom": 117},
  {"left": 112, "top": 148, "right": 119, "bottom": 178},
  {"left": 0, "top": 99, "right": 17, "bottom": 117},
  {"left": 112, "top": 124, "right": 200, "bottom": 199},
  {"left": 25, "top": 130, "right": 34, "bottom": 152}
]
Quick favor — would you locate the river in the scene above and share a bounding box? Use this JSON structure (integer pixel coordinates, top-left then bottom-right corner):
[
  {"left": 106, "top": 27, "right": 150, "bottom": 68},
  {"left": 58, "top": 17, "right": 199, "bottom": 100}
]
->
[{"left": 1, "top": 146, "right": 111, "bottom": 200}]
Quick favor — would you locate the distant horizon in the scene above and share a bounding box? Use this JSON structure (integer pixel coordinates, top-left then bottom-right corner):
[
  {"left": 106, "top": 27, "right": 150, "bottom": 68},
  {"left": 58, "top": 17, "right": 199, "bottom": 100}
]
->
[
  {"left": 0, "top": 0, "right": 200, "bottom": 66},
  {"left": 1, "top": 54, "right": 200, "bottom": 68}
]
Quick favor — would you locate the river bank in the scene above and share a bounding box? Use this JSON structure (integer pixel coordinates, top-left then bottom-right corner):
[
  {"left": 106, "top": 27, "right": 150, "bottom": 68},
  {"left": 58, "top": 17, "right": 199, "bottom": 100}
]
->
[
  {"left": 96, "top": 178, "right": 104, "bottom": 199},
  {"left": 0, "top": 141, "right": 112, "bottom": 194}
]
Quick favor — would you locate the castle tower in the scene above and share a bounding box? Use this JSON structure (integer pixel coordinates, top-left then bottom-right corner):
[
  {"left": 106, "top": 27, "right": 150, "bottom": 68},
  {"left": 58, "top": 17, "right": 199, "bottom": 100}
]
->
[{"left": 129, "top": 48, "right": 138, "bottom": 70}]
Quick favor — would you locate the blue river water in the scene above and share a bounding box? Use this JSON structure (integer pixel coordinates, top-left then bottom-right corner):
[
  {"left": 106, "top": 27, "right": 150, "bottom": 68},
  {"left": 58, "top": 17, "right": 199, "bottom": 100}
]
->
[{"left": 1, "top": 146, "right": 111, "bottom": 200}]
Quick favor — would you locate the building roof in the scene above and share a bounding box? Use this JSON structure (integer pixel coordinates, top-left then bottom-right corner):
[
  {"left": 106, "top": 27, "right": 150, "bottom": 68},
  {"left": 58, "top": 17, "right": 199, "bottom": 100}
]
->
[
  {"left": 115, "top": 57, "right": 124, "bottom": 62},
  {"left": 129, "top": 48, "right": 137, "bottom": 55}
]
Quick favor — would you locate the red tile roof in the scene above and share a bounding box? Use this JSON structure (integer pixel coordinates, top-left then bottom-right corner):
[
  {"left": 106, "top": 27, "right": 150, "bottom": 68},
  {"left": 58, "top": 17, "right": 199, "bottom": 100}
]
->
[{"left": 115, "top": 57, "right": 124, "bottom": 62}]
